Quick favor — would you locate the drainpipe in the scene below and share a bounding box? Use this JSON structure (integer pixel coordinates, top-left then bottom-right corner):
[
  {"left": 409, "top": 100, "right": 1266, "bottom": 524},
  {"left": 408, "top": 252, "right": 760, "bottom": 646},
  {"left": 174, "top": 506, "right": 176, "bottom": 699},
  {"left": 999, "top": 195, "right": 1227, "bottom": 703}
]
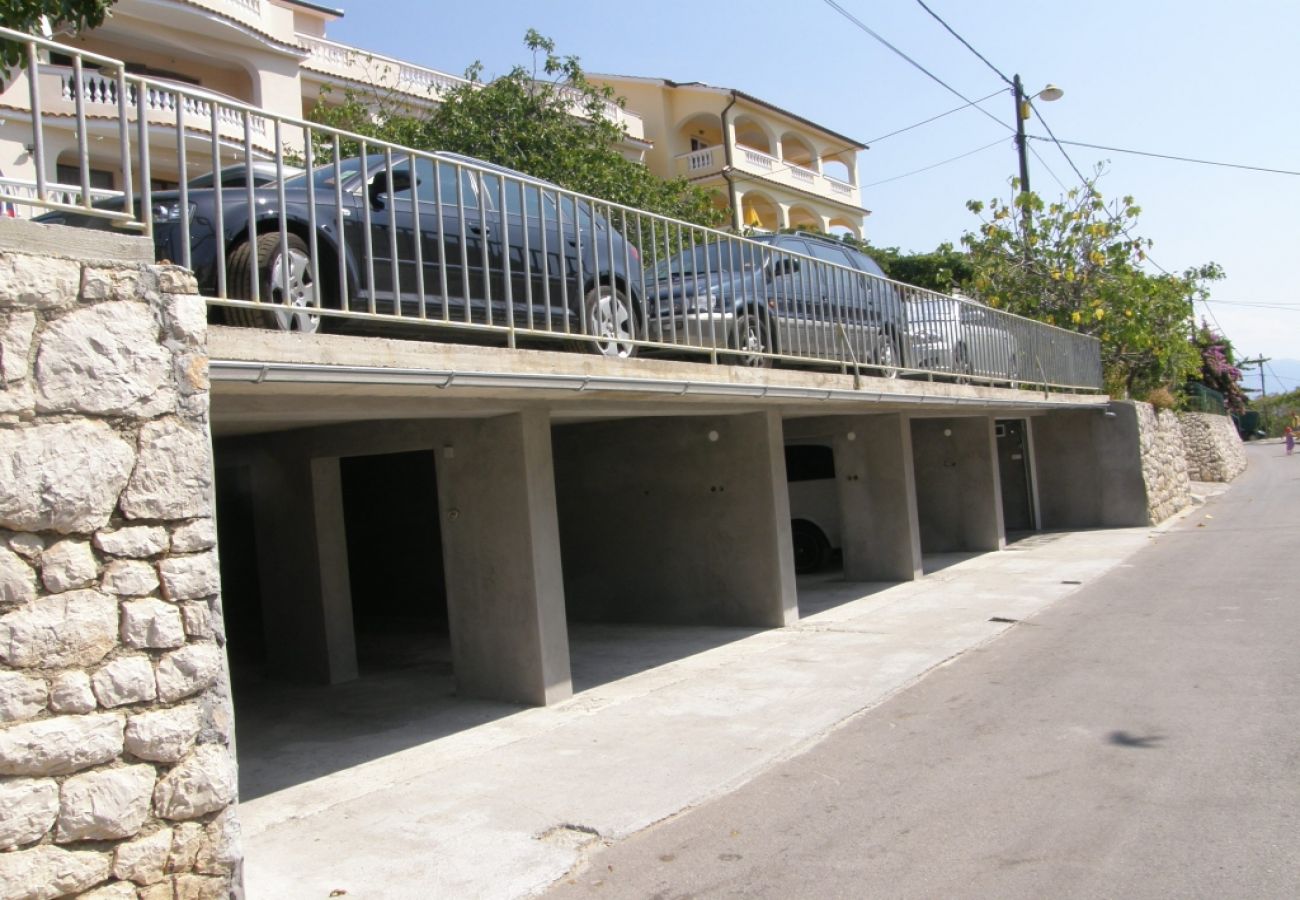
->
[{"left": 720, "top": 90, "right": 740, "bottom": 231}]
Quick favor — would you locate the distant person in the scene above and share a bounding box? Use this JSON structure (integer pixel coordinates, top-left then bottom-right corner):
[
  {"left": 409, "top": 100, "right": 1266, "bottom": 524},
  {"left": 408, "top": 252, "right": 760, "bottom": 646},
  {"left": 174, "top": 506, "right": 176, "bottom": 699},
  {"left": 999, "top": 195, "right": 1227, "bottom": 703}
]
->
[{"left": 1286, "top": 425, "right": 1295, "bottom": 456}]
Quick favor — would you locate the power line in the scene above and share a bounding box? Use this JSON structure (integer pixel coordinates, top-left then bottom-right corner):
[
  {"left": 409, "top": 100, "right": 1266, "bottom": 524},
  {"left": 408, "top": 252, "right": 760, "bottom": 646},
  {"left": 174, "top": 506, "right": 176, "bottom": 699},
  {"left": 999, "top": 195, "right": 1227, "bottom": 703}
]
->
[
  {"left": 863, "top": 137, "right": 1006, "bottom": 188},
  {"left": 1028, "top": 137, "right": 1300, "bottom": 177},
  {"left": 1025, "top": 101, "right": 1090, "bottom": 188},
  {"left": 1026, "top": 142, "right": 1067, "bottom": 192},
  {"left": 865, "top": 89, "right": 1005, "bottom": 144},
  {"left": 913, "top": 0, "right": 1012, "bottom": 86},
  {"left": 819, "top": 0, "right": 1012, "bottom": 134},
  {"left": 1203, "top": 299, "right": 1300, "bottom": 312}
]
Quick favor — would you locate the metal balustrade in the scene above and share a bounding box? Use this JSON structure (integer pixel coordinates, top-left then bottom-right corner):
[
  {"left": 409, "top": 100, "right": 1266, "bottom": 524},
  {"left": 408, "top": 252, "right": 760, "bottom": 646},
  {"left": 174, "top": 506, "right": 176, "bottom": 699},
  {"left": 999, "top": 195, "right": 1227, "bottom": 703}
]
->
[{"left": 0, "top": 26, "right": 1103, "bottom": 391}]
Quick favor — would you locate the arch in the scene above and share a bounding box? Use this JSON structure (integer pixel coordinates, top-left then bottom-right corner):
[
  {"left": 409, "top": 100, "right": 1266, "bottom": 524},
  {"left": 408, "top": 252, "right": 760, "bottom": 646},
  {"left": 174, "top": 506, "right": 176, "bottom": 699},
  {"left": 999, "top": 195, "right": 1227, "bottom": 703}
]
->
[
  {"left": 732, "top": 115, "right": 774, "bottom": 156},
  {"left": 781, "top": 132, "right": 816, "bottom": 169},
  {"left": 676, "top": 112, "right": 724, "bottom": 152},
  {"left": 787, "top": 205, "right": 822, "bottom": 232},
  {"left": 828, "top": 215, "right": 865, "bottom": 240},
  {"left": 739, "top": 190, "right": 779, "bottom": 232},
  {"left": 821, "top": 148, "right": 857, "bottom": 185}
]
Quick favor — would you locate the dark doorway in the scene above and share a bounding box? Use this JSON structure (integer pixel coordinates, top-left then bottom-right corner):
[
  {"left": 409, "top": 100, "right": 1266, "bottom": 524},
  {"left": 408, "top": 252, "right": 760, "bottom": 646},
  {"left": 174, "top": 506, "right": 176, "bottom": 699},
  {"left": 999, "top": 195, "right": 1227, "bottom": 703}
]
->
[
  {"left": 214, "top": 463, "right": 266, "bottom": 669},
  {"left": 996, "top": 419, "right": 1035, "bottom": 532},
  {"left": 339, "top": 450, "right": 449, "bottom": 676}
]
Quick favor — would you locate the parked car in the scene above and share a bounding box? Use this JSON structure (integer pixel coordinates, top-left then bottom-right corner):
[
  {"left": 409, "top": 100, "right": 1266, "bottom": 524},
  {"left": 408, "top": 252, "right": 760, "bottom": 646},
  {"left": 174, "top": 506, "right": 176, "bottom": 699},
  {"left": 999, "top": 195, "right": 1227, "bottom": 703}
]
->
[
  {"left": 904, "top": 296, "right": 1019, "bottom": 384},
  {"left": 784, "top": 442, "right": 840, "bottom": 573},
  {"left": 184, "top": 162, "right": 302, "bottom": 189},
  {"left": 650, "top": 231, "right": 904, "bottom": 372},
  {"left": 37, "top": 153, "right": 643, "bottom": 357}
]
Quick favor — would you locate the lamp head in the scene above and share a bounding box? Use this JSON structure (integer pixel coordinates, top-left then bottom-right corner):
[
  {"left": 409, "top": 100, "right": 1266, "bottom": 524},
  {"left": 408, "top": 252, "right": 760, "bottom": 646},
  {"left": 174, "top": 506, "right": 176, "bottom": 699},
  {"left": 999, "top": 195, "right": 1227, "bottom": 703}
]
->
[{"left": 1037, "top": 84, "right": 1064, "bottom": 102}]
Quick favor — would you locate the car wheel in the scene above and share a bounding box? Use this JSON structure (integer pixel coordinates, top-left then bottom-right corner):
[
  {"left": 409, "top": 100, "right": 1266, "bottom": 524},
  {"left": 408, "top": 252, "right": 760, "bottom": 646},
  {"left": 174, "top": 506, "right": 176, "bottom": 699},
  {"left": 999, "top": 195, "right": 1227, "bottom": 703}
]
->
[
  {"left": 953, "top": 345, "right": 974, "bottom": 385},
  {"left": 224, "top": 233, "right": 322, "bottom": 333},
  {"left": 733, "top": 307, "right": 773, "bottom": 368},
  {"left": 791, "top": 520, "right": 830, "bottom": 574},
  {"left": 573, "top": 283, "right": 636, "bottom": 358},
  {"left": 874, "top": 332, "right": 901, "bottom": 379}
]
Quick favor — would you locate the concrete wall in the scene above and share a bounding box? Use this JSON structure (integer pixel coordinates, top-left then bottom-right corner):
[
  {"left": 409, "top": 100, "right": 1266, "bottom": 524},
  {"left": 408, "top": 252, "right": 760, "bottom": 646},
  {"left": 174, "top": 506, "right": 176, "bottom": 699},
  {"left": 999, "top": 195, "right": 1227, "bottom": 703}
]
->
[
  {"left": 910, "top": 417, "right": 1004, "bottom": 553},
  {"left": 0, "top": 243, "right": 240, "bottom": 895},
  {"left": 553, "top": 412, "right": 797, "bottom": 627},
  {"left": 1179, "top": 412, "right": 1247, "bottom": 482}
]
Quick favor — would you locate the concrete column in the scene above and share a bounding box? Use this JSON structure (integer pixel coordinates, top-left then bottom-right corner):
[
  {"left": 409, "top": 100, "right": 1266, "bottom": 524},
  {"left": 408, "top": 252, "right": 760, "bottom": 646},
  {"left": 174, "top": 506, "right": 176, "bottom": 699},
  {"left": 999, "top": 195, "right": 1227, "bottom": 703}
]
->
[
  {"left": 250, "top": 450, "right": 358, "bottom": 684},
  {"left": 910, "top": 416, "right": 1005, "bottom": 553},
  {"left": 1033, "top": 405, "right": 1149, "bottom": 527},
  {"left": 436, "top": 410, "right": 572, "bottom": 706},
  {"left": 554, "top": 411, "right": 797, "bottom": 628},
  {"left": 833, "top": 414, "right": 924, "bottom": 581}
]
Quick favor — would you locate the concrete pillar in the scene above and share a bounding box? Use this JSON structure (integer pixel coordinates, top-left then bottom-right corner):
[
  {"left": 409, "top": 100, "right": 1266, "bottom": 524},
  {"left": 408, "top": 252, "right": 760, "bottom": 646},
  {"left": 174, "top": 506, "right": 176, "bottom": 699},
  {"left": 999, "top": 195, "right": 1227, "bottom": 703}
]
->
[
  {"left": 1033, "top": 406, "right": 1149, "bottom": 528},
  {"left": 910, "top": 416, "right": 1005, "bottom": 553},
  {"left": 250, "top": 450, "right": 358, "bottom": 684},
  {"left": 554, "top": 411, "right": 797, "bottom": 628},
  {"left": 436, "top": 411, "right": 572, "bottom": 706},
  {"left": 833, "top": 415, "right": 924, "bottom": 581}
]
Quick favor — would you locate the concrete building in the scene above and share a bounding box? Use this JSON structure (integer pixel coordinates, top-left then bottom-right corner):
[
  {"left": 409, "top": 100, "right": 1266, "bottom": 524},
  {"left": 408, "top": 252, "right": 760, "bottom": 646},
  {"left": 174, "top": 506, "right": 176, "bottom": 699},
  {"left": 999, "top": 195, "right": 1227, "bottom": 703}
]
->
[{"left": 588, "top": 75, "right": 869, "bottom": 238}]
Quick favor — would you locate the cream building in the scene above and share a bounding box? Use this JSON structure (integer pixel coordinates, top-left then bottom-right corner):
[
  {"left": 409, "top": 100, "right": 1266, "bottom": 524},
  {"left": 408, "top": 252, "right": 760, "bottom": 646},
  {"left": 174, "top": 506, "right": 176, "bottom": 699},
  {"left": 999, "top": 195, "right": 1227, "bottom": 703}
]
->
[{"left": 589, "top": 75, "right": 868, "bottom": 239}]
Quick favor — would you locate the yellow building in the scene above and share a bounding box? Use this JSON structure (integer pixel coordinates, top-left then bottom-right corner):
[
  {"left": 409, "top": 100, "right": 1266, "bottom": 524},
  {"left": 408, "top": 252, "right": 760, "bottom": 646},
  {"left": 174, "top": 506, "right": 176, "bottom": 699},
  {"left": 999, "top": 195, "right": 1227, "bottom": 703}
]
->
[{"left": 589, "top": 75, "right": 868, "bottom": 239}]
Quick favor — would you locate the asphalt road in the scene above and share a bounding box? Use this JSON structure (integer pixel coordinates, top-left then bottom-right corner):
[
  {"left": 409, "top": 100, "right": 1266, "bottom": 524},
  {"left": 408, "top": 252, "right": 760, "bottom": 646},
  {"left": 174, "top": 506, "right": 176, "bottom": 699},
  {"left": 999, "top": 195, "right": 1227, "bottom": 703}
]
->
[{"left": 545, "top": 443, "right": 1300, "bottom": 899}]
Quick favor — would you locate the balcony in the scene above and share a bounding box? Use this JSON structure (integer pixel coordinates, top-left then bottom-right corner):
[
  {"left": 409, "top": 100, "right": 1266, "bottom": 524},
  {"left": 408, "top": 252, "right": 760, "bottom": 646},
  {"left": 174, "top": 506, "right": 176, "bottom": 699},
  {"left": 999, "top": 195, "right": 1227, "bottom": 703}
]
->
[{"left": 674, "top": 143, "right": 861, "bottom": 207}]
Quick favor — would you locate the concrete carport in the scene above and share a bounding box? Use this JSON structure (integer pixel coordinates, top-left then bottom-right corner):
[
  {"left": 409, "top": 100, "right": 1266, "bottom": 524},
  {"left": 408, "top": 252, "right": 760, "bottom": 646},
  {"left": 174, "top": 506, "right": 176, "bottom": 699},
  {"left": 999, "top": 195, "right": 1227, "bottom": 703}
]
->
[{"left": 207, "top": 326, "right": 1109, "bottom": 796}]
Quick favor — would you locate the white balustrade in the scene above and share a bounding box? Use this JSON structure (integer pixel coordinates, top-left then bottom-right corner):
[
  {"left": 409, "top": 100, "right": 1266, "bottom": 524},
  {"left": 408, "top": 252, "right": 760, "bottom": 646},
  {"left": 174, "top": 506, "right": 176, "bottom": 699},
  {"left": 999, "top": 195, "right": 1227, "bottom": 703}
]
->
[
  {"left": 55, "top": 69, "right": 269, "bottom": 137},
  {"left": 740, "top": 145, "right": 776, "bottom": 170},
  {"left": 790, "top": 165, "right": 815, "bottom": 184}
]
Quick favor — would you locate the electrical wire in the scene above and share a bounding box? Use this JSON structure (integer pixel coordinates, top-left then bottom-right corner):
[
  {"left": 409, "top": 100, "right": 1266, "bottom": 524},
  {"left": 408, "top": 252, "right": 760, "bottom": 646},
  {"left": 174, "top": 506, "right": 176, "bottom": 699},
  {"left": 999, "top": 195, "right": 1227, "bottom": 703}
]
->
[
  {"left": 913, "top": 0, "right": 1012, "bottom": 86},
  {"left": 819, "top": 0, "right": 1012, "bottom": 134},
  {"left": 1028, "top": 136, "right": 1300, "bottom": 178},
  {"left": 863, "top": 137, "right": 1006, "bottom": 188},
  {"left": 1026, "top": 143, "right": 1067, "bottom": 192},
  {"left": 865, "top": 89, "right": 1006, "bottom": 144},
  {"left": 1025, "top": 101, "right": 1090, "bottom": 188}
]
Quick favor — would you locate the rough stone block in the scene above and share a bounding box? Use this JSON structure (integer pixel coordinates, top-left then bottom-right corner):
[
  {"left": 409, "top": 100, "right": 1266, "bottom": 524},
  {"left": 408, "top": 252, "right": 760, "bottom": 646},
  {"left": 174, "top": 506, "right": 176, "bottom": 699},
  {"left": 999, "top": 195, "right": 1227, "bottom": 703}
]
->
[
  {"left": 113, "top": 826, "right": 172, "bottom": 885},
  {"left": 95, "top": 525, "right": 170, "bottom": 558},
  {"left": 48, "top": 671, "right": 96, "bottom": 715},
  {"left": 0, "top": 310, "right": 36, "bottom": 384},
  {"left": 0, "top": 545, "right": 38, "bottom": 605},
  {"left": 179, "top": 601, "right": 212, "bottom": 640},
  {"left": 35, "top": 302, "right": 176, "bottom": 417},
  {"left": 168, "top": 820, "right": 204, "bottom": 872},
  {"left": 157, "top": 267, "right": 198, "bottom": 295},
  {"left": 0, "top": 777, "right": 58, "bottom": 850},
  {"left": 0, "top": 671, "right": 47, "bottom": 723},
  {"left": 153, "top": 744, "right": 236, "bottom": 821},
  {"left": 173, "top": 872, "right": 227, "bottom": 899},
  {"left": 169, "top": 519, "right": 216, "bottom": 554},
  {"left": 155, "top": 644, "right": 223, "bottom": 703},
  {"left": 77, "top": 882, "right": 140, "bottom": 900},
  {"left": 102, "top": 559, "right": 161, "bottom": 597},
  {"left": 158, "top": 553, "right": 220, "bottom": 602},
  {"left": 121, "top": 418, "right": 214, "bottom": 521},
  {"left": 195, "top": 808, "right": 240, "bottom": 876},
  {"left": 0, "top": 421, "right": 135, "bottom": 534},
  {"left": 121, "top": 598, "right": 186, "bottom": 650},
  {"left": 166, "top": 293, "right": 208, "bottom": 347},
  {"left": 0, "top": 253, "right": 82, "bottom": 310},
  {"left": 0, "top": 844, "right": 111, "bottom": 900},
  {"left": 80, "top": 264, "right": 157, "bottom": 303},
  {"left": 39, "top": 539, "right": 99, "bottom": 593},
  {"left": 5, "top": 533, "right": 44, "bottom": 560},
  {"left": 92, "top": 656, "right": 159, "bottom": 708},
  {"left": 55, "top": 763, "right": 156, "bottom": 842},
  {"left": 125, "top": 704, "right": 201, "bottom": 764},
  {"left": 0, "top": 590, "right": 119, "bottom": 669},
  {"left": 0, "top": 712, "right": 124, "bottom": 776}
]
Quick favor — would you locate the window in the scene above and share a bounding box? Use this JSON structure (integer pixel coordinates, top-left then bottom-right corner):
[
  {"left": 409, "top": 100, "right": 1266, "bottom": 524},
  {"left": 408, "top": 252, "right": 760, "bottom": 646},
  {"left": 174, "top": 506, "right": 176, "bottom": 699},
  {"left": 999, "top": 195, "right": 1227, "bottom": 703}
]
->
[
  {"left": 784, "top": 445, "right": 836, "bottom": 482},
  {"left": 56, "top": 164, "right": 113, "bottom": 190}
]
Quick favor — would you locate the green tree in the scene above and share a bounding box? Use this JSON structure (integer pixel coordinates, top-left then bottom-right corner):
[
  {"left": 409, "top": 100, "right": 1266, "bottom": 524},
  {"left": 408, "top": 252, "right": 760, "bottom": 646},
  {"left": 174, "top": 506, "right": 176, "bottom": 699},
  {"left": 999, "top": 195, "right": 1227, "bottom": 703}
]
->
[
  {"left": 1189, "top": 320, "right": 1248, "bottom": 414},
  {"left": 960, "top": 173, "right": 1223, "bottom": 397},
  {"left": 309, "top": 30, "right": 723, "bottom": 228},
  {"left": 1, "top": 0, "right": 115, "bottom": 69}
]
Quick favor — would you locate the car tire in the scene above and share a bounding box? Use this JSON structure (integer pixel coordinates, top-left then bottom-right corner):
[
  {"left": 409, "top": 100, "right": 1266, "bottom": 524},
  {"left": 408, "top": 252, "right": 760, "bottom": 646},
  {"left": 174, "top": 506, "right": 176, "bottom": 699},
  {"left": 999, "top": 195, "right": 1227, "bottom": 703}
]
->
[
  {"left": 224, "top": 232, "right": 323, "bottom": 333},
  {"left": 791, "top": 520, "right": 830, "bottom": 574},
  {"left": 875, "top": 332, "right": 901, "bottom": 379},
  {"left": 732, "top": 307, "right": 774, "bottom": 368},
  {"left": 571, "top": 283, "right": 636, "bottom": 358}
]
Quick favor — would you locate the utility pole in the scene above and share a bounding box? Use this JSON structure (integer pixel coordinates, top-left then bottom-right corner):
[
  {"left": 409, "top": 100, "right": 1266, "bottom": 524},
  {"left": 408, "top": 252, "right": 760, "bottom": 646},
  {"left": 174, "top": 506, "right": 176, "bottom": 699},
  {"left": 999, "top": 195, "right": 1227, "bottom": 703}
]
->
[
  {"left": 1239, "top": 355, "right": 1271, "bottom": 397},
  {"left": 1012, "top": 74, "right": 1032, "bottom": 196}
]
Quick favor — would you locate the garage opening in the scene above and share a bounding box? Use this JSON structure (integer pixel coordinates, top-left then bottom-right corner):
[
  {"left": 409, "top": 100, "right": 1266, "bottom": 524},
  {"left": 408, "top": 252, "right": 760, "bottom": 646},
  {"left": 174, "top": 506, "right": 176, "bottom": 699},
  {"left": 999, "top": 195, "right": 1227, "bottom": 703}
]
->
[{"left": 995, "top": 419, "right": 1037, "bottom": 537}]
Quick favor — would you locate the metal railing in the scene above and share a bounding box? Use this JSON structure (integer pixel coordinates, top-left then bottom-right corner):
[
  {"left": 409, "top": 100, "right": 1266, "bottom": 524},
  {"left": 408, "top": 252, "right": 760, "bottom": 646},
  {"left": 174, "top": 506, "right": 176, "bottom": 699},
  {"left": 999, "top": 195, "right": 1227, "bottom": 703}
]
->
[{"left": 0, "top": 27, "right": 1103, "bottom": 391}]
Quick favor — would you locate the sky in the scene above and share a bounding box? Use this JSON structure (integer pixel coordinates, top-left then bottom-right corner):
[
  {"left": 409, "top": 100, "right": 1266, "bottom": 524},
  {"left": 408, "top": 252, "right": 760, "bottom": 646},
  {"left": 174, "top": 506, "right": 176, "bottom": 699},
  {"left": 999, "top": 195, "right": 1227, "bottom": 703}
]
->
[{"left": 327, "top": 0, "right": 1300, "bottom": 391}]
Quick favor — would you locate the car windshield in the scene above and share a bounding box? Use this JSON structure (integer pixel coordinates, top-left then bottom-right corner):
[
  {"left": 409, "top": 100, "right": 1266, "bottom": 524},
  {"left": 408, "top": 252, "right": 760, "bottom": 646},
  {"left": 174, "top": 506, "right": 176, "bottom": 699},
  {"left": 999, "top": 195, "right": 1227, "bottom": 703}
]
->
[
  {"left": 652, "top": 241, "right": 764, "bottom": 281},
  {"left": 280, "top": 156, "right": 379, "bottom": 192}
]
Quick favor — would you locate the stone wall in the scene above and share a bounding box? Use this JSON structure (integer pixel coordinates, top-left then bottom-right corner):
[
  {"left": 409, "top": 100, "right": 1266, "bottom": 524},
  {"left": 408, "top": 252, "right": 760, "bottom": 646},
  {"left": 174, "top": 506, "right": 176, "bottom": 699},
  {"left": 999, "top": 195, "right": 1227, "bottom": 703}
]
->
[
  {"left": 0, "top": 244, "right": 240, "bottom": 898},
  {"left": 1131, "top": 401, "right": 1192, "bottom": 524},
  {"left": 1179, "top": 412, "right": 1247, "bottom": 482}
]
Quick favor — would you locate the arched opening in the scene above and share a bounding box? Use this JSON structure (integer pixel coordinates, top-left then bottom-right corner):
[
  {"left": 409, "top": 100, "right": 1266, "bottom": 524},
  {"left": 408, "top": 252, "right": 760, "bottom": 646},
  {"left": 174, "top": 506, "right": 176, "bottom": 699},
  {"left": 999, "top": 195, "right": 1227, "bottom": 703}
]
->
[
  {"left": 740, "top": 192, "right": 779, "bottom": 232},
  {"left": 828, "top": 216, "right": 864, "bottom": 240},
  {"left": 822, "top": 153, "right": 855, "bottom": 185},
  {"left": 733, "top": 116, "right": 773, "bottom": 156},
  {"left": 787, "top": 205, "right": 822, "bottom": 232},
  {"left": 677, "top": 112, "right": 724, "bottom": 153},
  {"left": 781, "top": 133, "right": 816, "bottom": 170}
]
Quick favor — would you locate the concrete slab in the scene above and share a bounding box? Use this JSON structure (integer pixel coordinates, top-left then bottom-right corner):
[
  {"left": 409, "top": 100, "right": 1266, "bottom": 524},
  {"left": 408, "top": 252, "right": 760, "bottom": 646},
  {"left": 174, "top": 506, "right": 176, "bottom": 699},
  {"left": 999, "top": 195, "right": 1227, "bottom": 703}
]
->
[{"left": 237, "top": 507, "right": 1197, "bottom": 900}]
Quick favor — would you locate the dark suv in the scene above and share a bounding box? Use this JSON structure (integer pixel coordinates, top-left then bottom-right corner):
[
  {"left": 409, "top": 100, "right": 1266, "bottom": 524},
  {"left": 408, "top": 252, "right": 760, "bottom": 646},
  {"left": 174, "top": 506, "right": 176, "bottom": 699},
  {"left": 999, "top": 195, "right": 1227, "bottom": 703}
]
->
[{"left": 650, "top": 231, "right": 904, "bottom": 371}]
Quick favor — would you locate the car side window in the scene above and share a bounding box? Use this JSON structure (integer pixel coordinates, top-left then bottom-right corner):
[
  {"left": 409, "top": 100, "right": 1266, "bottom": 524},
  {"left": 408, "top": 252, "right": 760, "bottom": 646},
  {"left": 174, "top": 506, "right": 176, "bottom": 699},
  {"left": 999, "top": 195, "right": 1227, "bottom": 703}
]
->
[
  {"left": 806, "top": 242, "right": 855, "bottom": 269},
  {"left": 434, "top": 162, "right": 480, "bottom": 209}
]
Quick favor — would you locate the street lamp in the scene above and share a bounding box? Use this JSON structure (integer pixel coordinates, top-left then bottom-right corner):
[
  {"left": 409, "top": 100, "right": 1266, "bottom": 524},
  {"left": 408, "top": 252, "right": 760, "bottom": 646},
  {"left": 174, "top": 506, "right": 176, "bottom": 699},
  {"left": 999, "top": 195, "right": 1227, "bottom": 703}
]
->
[{"left": 1012, "top": 75, "right": 1063, "bottom": 195}]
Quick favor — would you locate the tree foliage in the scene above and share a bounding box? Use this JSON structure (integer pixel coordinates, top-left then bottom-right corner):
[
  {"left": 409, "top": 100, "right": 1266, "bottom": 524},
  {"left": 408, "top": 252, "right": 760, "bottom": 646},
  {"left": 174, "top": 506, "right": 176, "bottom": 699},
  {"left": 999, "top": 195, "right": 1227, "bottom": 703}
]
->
[
  {"left": 309, "top": 30, "right": 724, "bottom": 228},
  {"left": 1, "top": 0, "right": 115, "bottom": 69},
  {"left": 959, "top": 173, "right": 1223, "bottom": 398},
  {"left": 1189, "top": 320, "right": 1248, "bottom": 414}
]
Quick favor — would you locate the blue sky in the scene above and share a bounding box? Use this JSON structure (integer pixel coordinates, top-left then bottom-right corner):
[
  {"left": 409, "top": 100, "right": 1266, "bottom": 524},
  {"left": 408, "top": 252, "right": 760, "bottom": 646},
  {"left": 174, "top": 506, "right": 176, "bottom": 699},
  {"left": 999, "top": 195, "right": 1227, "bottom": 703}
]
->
[{"left": 329, "top": 0, "right": 1300, "bottom": 389}]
